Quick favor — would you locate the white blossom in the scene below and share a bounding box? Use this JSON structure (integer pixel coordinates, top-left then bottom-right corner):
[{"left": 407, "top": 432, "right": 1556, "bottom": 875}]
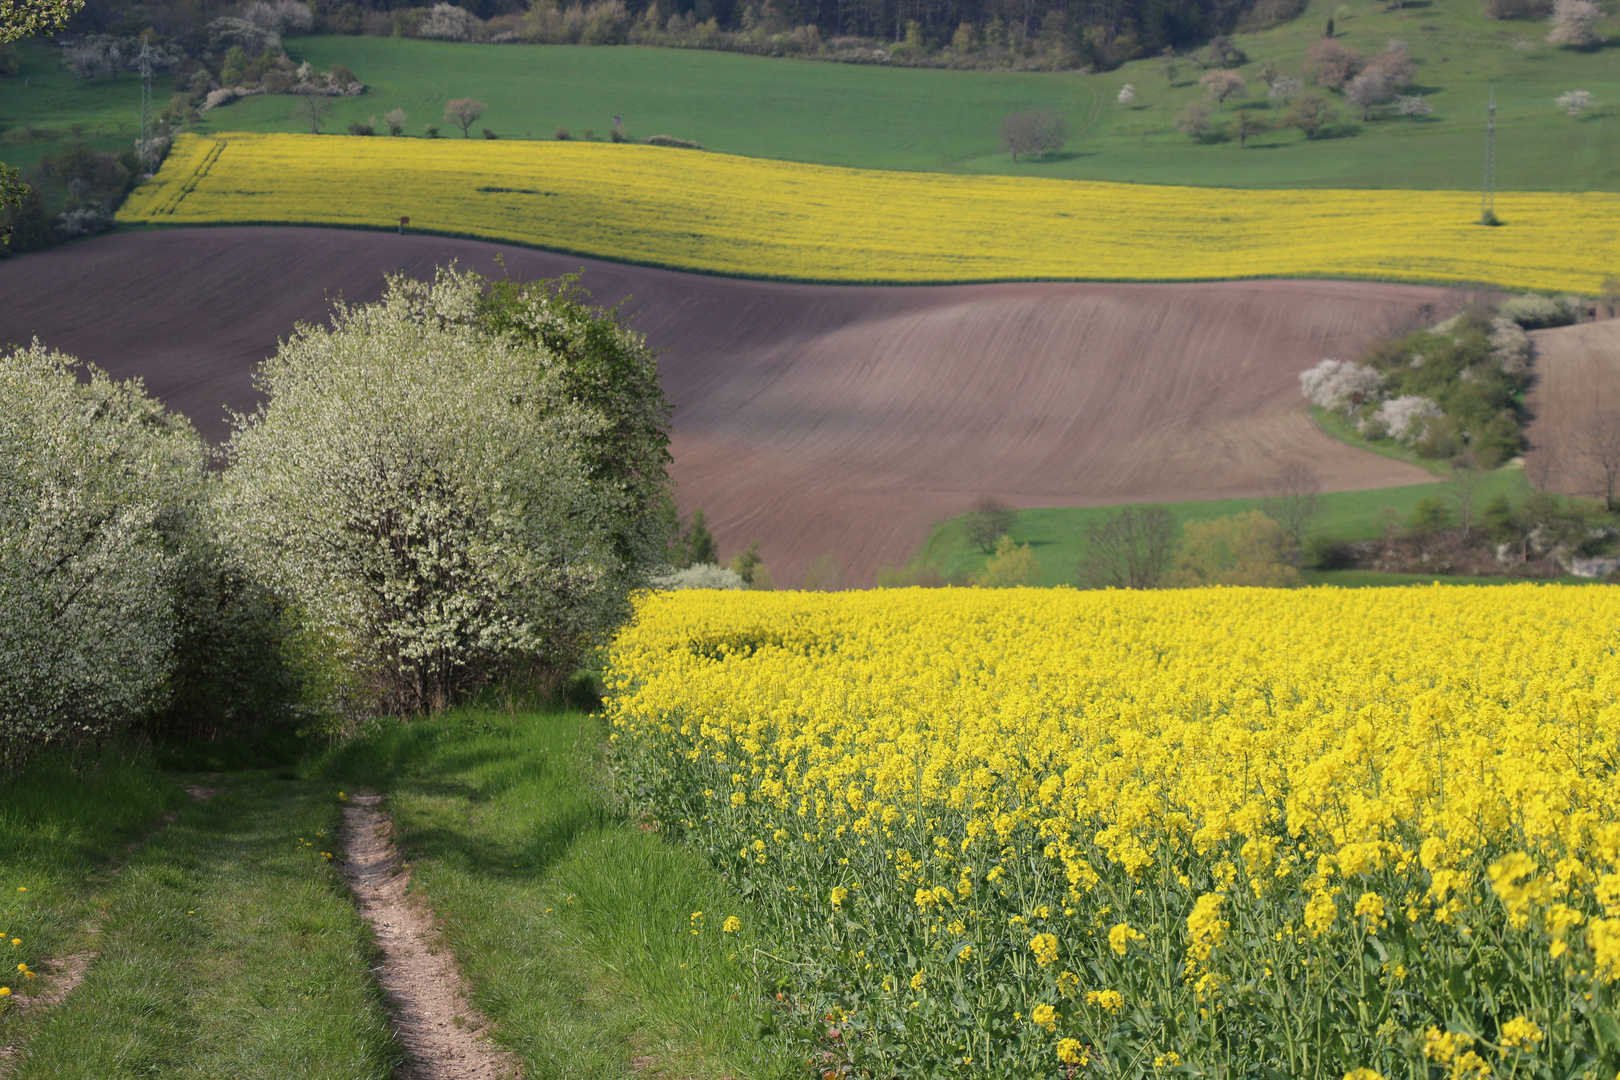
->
[
  {"left": 650, "top": 563, "right": 745, "bottom": 590},
  {"left": 1299, "top": 358, "right": 1383, "bottom": 412},
  {"left": 1373, "top": 395, "right": 1443, "bottom": 445},
  {"left": 0, "top": 343, "right": 205, "bottom": 763}
]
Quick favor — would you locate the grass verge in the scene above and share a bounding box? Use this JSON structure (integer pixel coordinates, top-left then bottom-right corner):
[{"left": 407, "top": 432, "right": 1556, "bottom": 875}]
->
[
  {"left": 912, "top": 469, "right": 1559, "bottom": 586},
  {"left": 3, "top": 769, "right": 401, "bottom": 1080},
  {"left": 0, "top": 752, "right": 180, "bottom": 1026},
  {"left": 1309, "top": 405, "right": 1453, "bottom": 476},
  {"left": 312, "top": 707, "right": 796, "bottom": 1080}
]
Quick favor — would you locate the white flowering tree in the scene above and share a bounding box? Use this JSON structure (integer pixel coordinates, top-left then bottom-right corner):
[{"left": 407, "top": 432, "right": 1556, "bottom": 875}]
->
[
  {"left": 1556, "top": 89, "right": 1598, "bottom": 117},
  {"left": 1299, "top": 357, "right": 1384, "bottom": 412},
  {"left": 0, "top": 343, "right": 205, "bottom": 766},
  {"left": 1373, "top": 395, "right": 1444, "bottom": 445},
  {"left": 219, "top": 268, "right": 671, "bottom": 715}
]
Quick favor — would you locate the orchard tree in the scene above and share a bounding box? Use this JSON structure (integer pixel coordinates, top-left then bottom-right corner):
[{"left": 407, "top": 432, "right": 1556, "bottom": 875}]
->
[
  {"left": 444, "top": 97, "right": 487, "bottom": 137},
  {"left": 1548, "top": 0, "right": 1603, "bottom": 46},
  {"left": 1268, "top": 74, "right": 1303, "bottom": 106},
  {"left": 1284, "top": 92, "right": 1338, "bottom": 139},
  {"left": 1235, "top": 110, "right": 1269, "bottom": 146},
  {"left": 1200, "top": 68, "right": 1247, "bottom": 109},
  {"left": 1396, "top": 94, "right": 1433, "bottom": 119},
  {"left": 1557, "top": 89, "right": 1598, "bottom": 117},
  {"left": 293, "top": 92, "right": 333, "bottom": 134},
  {"left": 1176, "top": 100, "right": 1215, "bottom": 140},
  {"left": 998, "top": 108, "right": 1067, "bottom": 161},
  {"left": 963, "top": 495, "right": 1017, "bottom": 553},
  {"left": 1117, "top": 84, "right": 1136, "bottom": 105}
]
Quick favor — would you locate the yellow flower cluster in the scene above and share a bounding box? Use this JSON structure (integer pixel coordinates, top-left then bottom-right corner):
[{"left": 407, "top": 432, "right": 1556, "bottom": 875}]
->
[
  {"left": 607, "top": 586, "right": 1620, "bottom": 1076},
  {"left": 121, "top": 133, "right": 1620, "bottom": 292}
]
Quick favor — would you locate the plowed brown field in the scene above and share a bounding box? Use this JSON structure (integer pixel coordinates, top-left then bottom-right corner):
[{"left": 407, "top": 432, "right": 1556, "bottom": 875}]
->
[
  {"left": 1525, "top": 320, "right": 1620, "bottom": 502},
  {"left": 0, "top": 227, "right": 1449, "bottom": 585}
]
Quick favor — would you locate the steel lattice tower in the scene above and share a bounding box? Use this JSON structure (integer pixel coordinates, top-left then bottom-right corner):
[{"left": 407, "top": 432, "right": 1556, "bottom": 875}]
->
[{"left": 1481, "top": 86, "right": 1497, "bottom": 225}]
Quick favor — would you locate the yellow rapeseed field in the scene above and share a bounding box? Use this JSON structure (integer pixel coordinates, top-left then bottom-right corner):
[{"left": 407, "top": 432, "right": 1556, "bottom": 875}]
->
[
  {"left": 606, "top": 586, "right": 1620, "bottom": 1078},
  {"left": 120, "top": 132, "right": 1619, "bottom": 292}
]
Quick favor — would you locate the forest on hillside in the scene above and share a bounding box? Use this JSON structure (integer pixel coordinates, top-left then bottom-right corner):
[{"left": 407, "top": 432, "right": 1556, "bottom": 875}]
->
[{"left": 59, "top": 0, "right": 1298, "bottom": 69}]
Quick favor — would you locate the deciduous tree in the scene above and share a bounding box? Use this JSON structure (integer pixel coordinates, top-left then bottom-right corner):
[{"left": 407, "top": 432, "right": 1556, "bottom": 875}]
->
[
  {"left": 1077, "top": 505, "right": 1177, "bottom": 589},
  {"left": 1284, "top": 92, "right": 1337, "bottom": 139},
  {"left": 1175, "top": 99, "right": 1215, "bottom": 140},
  {"left": 1200, "top": 68, "right": 1247, "bottom": 108},
  {"left": 998, "top": 108, "right": 1067, "bottom": 161},
  {"left": 1556, "top": 89, "right": 1598, "bottom": 117},
  {"left": 293, "top": 92, "right": 333, "bottom": 134},
  {"left": 1304, "top": 37, "right": 1363, "bottom": 89},
  {"left": 1547, "top": 0, "right": 1603, "bottom": 46},
  {"left": 444, "top": 97, "right": 487, "bottom": 138},
  {"left": 219, "top": 268, "right": 672, "bottom": 715},
  {"left": 964, "top": 495, "right": 1017, "bottom": 553},
  {"left": 1165, "top": 511, "right": 1303, "bottom": 587},
  {"left": 1235, "top": 110, "right": 1269, "bottom": 146}
]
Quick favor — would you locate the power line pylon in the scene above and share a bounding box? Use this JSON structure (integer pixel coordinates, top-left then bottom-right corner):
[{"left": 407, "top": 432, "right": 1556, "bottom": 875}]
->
[{"left": 1481, "top": 86, "right": 1497, "bottom": 226}]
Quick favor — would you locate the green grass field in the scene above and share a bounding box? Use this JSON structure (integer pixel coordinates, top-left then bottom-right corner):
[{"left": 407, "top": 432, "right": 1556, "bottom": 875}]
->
[
  {"left": 3, "top": 0, "right": 1617, "bottom": 190},
  {"left": 312, "top": 709, "right": 796, "bottom": 1079},
  {"left": 908, "top": 466, "right": 1590, "bottom": 586},
  {"left": 0, "top": 714, "right": 794, "bottom": 1079}
]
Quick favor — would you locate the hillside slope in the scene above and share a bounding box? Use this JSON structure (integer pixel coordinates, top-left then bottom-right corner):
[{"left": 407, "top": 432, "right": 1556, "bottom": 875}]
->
[
  {"left": 0, "top": 227, "right": 1445, "bottom": 584},
  {"left": 1525, "top": 320, "right": 1620, "bottom": 502}
]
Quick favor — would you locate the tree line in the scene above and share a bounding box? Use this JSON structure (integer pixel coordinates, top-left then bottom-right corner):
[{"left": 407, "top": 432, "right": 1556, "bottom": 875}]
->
[
  {"left": 60, "top": 0, "right": 1286, "bottom": 71},
  {"left": 0, "top": 268, "right": 673, "bottom": 768}
]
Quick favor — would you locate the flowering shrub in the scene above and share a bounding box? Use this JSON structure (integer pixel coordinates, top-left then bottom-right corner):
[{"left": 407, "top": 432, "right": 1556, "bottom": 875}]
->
[
  {"left": 219, "top": 268, "right": 670, "bottom": 715},
  {"left": 650, "top": 563, "right": 745, "bottom": 590},
  {"left": 0, "top": 344, "right": 204, "bottom": 765},
  {"left": 1299, "top": 357, "right": 1383, "bottom": 413},
  {"left": 608, "top": 587, "right": 1620, "bottom": 1078},
  {"left": 1370, "top": 394, "right": 1444, "bottom": 445}
]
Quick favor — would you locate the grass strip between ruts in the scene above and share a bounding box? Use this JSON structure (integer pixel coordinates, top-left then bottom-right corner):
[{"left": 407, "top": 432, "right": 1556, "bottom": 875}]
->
[
  {"left": 313, "top": 708, "right": 798, "bottom": 1080},
  {"left": 4, "top": 772, "right": 401, "bottom": 1080}
]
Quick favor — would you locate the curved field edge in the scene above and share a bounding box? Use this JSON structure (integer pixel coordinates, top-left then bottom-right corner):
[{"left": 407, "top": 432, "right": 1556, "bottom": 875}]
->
[
  {"left": 106, "top": 220, "right": 1532, "bottom": 294},
  {"left": 117, "top": 133, "right": 1620, "bottom": 293}
]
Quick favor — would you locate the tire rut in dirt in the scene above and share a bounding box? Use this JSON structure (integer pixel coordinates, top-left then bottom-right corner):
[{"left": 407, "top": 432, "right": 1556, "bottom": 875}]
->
[{"left": 338, "top": 794, "right": 522, "bottom": 1080}]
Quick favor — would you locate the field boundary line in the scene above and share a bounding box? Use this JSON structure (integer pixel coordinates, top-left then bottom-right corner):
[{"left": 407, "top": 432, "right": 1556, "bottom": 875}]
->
[
  {"left": 108, "top": 221, "right": 1537, "bottom": 294},
  {"left": 338, "top": 792, "right": 522, "bottom": 1080}
]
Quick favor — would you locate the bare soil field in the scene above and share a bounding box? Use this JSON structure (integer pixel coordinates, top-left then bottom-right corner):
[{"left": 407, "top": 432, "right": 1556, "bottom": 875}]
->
[
  {"left": 1525, "top": 320, "right": 1620, "bottom": 501},
  {"left": 0, "top": 227, "right": 1450, "bottom": 585}
]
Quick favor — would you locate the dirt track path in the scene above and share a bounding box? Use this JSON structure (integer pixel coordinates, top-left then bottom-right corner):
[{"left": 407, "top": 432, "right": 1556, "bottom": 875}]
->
[{"left": 338, "top": 794, "right": 522, "bottom": 1080}]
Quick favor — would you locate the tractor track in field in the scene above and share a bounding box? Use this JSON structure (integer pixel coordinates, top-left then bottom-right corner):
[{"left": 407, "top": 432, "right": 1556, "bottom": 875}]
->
[
  {"left": 338, "top": 793, "right": 522, "bottom": 1080},
  {"left": 0, "top": 784, "right": 217, "bottom": 1077}
]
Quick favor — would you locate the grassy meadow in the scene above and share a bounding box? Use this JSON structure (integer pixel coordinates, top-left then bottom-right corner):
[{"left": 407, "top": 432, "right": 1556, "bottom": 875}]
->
[
  {"left": 0, "top": 712, "right": 795, "bottom": 1079},
  {"left": 909, "top": 466, "right": 1585, "bottom": 586},
  {"left": 3, "top": 0, "right": 1619, "bottom": 191}
]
